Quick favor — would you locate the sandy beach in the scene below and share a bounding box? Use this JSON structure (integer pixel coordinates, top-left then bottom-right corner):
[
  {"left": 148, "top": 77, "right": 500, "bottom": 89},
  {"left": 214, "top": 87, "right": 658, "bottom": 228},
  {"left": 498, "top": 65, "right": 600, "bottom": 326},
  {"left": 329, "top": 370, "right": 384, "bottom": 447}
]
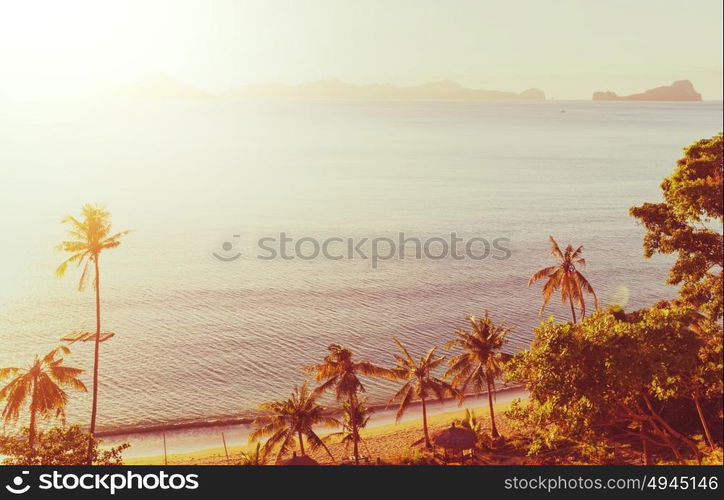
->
[{"left": 124, "top": 387, "right": 526, "bottom": 465}]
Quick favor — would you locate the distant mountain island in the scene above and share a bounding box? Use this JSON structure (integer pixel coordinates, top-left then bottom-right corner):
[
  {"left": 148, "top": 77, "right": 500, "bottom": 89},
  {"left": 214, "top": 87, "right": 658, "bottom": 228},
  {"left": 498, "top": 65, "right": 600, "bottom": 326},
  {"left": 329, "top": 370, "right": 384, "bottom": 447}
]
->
[
  {"left": 592, "top": 80, "right": 701, "bottom": 101},
  {"left": 224, "top": 78, "right": 546, "bottom": 101},
  {"left": 114, "top": 74, "right": 545, "bottom": 101}
]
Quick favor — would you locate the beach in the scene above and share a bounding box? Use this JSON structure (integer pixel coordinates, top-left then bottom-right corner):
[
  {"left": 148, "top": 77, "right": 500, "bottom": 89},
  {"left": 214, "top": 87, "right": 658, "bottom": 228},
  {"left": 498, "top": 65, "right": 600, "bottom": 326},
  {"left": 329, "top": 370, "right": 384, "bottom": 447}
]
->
[{"left": 122, "top": 387, "right": 527, "bottom": 465}]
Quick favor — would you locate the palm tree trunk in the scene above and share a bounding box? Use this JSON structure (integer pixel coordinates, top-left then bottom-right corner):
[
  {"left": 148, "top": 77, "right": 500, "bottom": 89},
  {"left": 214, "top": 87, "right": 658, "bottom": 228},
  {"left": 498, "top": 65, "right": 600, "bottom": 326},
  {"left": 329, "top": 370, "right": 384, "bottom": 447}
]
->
[
  {"left": 87, "top": 255, "right": 101, "bottom": 465},
  {"left": 486, "top": 376, "right": 499, "bottom": 438},
  {"left": 29, "top": 405, "right": 37, "bottom": 449},
  {"left": 568, "top": 296, "right": 578, "bottom": 324},
  {"left": 297, "top": 430, "right": 305, "bottom": 455},
  {"left": 421, "top": 394, "right": 431, "bottom": 448},
  {"left": 352, "top": 421, "right": 360, "bottom": 465},
  {"left": 693, "top": 389, "right": 714, "bottom": 448},
  {"left": 350, "top": 394, "right": 360, "bottom": 465}
]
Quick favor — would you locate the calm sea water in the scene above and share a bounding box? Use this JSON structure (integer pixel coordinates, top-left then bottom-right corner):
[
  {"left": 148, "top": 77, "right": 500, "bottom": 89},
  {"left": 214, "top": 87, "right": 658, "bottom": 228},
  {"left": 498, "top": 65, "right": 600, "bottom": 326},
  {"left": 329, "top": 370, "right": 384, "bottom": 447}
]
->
[{"left": 0, "top": 99, "right": 721, "bottom": 433}]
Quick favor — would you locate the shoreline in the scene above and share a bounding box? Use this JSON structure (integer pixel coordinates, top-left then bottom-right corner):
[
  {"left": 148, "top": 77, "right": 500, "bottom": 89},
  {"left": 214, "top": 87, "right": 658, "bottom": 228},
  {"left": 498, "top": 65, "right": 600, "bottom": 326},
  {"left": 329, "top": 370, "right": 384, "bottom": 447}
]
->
[
  {"left": 96, "top": 383, "right": 524, "bottom": 438},
  {"left": 109, "top": 386, "right": 527, "bottom": 460}
]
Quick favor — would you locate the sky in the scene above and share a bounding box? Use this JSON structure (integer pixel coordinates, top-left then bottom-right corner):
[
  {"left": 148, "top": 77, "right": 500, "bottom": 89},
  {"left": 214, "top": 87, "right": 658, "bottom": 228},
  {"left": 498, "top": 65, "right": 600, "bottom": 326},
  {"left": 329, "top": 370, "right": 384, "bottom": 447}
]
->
[{"left": 0, "top": 0, "right": 722, "bottom": 99}]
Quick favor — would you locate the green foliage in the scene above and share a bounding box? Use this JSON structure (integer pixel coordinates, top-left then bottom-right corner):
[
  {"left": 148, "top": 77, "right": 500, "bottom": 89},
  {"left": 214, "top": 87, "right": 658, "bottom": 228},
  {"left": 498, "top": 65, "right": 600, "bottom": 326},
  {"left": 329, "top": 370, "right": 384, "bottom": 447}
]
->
[
  {"left": 630, "top": 133, "right": 723, "bottom": 321},
  {"left": 508, "top": 135, "right": 724, "bottom": 463},
  {"left": 0, "top": 425, "right": 129, "bottom": 465},
  {"left": 702, "top": 446, "right": 723, "bottom": 465},
  {"left": 506, "top": 305, "right": 712, "bottom": 462},
  {"left": 505, "top": 398, "right": 567, "bottom": 455}
]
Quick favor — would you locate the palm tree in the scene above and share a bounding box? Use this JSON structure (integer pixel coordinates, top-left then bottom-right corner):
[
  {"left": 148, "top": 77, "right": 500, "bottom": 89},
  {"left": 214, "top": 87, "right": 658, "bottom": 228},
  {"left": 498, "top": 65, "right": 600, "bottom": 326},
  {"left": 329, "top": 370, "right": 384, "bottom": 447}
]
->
[
  {"left": 528, "top": 235, "right": 598, "bottom": 323},
  {"left": 0, "top": 346, "right": 86, "bottom": 448},
  {"left": 456, "top": 409, "right": 483, "bottom": 435},
  {"left": 325, "top": 398, "right": 373, "bottom": 462},
  {"left": 56, "top": 204, "right": 129, "bottom": 463},
  {"left": 304, "top": 344, "right": 392, "bottom": 464},
  {"left": 388, "top": 339, "right": 457, "bottom": 448},
  {"left": 445, "top": 311, "right": 512, "bottom": 438},
  {"left": 249, "top": 382, "right": 338, "bottom": 463},
  {"left": 238, "top": 442, "right": 265, "bottom": 465}
]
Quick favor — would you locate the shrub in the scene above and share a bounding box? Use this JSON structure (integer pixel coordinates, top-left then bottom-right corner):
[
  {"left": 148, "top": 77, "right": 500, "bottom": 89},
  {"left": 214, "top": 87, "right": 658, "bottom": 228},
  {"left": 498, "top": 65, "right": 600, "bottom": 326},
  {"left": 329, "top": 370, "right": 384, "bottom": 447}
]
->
[{"left": 0, "top": 425, "right": 129, "bottom": 465}]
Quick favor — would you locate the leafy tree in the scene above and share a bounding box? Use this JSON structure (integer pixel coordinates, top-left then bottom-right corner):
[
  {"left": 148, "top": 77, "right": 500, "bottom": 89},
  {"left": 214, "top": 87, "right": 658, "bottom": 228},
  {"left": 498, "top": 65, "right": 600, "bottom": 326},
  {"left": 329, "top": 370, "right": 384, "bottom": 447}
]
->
[
  {"left": 388, "top": 339, "right": 457, "bottom": 448},
  {"left": 630, "top": 134, "right": 723, "bottom": 448},
  {"left": 304, "top": 344, "right": 392, "bottom": 464},
  {"left": 0, "top": 425, "right": 128, "bottom": 465},
  {"left": 506, "top": 306, "right": 709, "bottom": 464},
  {"left": 56, "top": 204, "right": 129, "bottom": 464},
  {"left": 445, "top": 311, "right": 512, "bottom": 437},
  {"left": 249, "top": 381, "right": 338, "bottom": 462},
  {"left": 0, "top": 346, "right": 86, "bottom": 448},
  {"left": 630, "top": 133, "right": 723, "bottom": 321},
  {"left": 528, "top": 236, "right": 598, "bottom": 323},
  {"left": 690, "top": 315, "right": 724, "bottom": 448}
]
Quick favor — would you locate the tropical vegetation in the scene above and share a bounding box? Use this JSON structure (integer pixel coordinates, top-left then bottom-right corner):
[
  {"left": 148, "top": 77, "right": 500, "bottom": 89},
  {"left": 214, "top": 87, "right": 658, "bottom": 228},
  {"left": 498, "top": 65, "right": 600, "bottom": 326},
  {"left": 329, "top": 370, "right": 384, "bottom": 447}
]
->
[
  {"left": 249, "top": 381, "right": 339, "bottom": 462},
  {"left": 305, "top": 343, "right": 391, "bottom": 464},
  {"left": 445, "top": 311, "right": 512, "bottom": 438},
  {"left": 0, "top": 346, "right": 86, "bottom": 448},
  {"left": 528, "top": 236, "right": 598, "bottom": 323},
  {"left": 56, "top": 204, "right": 129, "bottom": 463},
  {"left": 386, "top": 339, "right": 457, "bottom": 448},
  {"left": 0, "top": 425, "right": 128, "bottom": 465},
  {"left": 1, "top": 134, "right": 721, "bottom": 466}
]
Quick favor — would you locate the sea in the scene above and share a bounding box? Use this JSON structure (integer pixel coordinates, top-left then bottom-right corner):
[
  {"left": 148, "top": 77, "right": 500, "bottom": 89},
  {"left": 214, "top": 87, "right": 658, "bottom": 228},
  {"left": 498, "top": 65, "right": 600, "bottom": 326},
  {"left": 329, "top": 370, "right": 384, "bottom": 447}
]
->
[{"left": 1, "top": 98, "right": 721, "bottom": 450}]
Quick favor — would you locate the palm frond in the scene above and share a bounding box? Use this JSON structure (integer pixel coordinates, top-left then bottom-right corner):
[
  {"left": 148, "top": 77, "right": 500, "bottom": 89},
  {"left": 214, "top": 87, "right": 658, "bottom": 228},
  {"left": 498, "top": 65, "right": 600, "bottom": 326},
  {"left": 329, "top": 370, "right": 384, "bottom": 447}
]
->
[
  {"left": 392, "top": 338, "right": 414, "bottom": 365},
  {"left": 548, "top": 235, "right": 564, "bottom": 260},
  {"left": 528, "top": 266, "right": 558, "bottom": 286}
]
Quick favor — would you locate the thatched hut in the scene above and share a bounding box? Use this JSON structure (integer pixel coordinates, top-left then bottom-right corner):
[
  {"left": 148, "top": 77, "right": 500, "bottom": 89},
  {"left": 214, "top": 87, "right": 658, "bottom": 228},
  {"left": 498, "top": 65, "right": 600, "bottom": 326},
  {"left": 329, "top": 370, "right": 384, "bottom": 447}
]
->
[
  {"left": 431, "top": 423, "right": 477, "bottom": 463},
  {"left": 278, "top": 452, "right": 320, "bottom": 466}
]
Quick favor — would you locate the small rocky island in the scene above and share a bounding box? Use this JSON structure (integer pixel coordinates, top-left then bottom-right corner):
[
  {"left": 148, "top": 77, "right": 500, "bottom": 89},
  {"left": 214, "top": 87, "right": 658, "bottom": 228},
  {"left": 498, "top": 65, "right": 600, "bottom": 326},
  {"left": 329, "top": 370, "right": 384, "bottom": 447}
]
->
[{"left": 592, "top": 80, "right": 702, "bottom": 101}]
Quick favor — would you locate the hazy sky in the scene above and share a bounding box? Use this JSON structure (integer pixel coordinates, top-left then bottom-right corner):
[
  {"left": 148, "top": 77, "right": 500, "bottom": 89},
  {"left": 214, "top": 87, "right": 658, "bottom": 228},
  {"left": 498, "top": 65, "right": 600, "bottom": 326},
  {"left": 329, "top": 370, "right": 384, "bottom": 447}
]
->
[{"left": 1, "top": 0, "right": 722, "bottom": 99}]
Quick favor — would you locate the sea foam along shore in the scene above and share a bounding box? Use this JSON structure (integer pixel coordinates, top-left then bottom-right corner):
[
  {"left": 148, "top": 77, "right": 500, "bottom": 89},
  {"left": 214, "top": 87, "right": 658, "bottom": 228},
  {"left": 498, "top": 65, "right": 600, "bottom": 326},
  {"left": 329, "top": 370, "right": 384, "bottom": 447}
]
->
[{"left": 110, "top": 386, "right": 527, "bottom": 462}]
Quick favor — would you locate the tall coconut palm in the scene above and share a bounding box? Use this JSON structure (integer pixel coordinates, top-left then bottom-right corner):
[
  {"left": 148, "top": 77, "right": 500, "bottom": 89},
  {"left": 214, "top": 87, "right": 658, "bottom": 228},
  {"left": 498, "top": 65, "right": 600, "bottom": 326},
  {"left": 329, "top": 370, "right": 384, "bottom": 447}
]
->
[
  {"left": 528, "top": 235, "right": 598, "bottom": 323},
  {"left": 0, "top": 346, "right": 86, "bottom": 448},
  {"left": 445, "top": 311, "right": 512, "bottom": 438},
  {"left": 56, "top": 204, "right": 129, "bottom": 463},
  {"left": 388, "top": 339, "right": 457, "bottom": 448},
  {"left": 325, "top": 398, "right": 373, "bottom": 462},
  {"left": 304, "top": 344, "right": 392, "bottom": 464},
  {"left": 249, "top": 382, "right": 338, "bottom": 463}
]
